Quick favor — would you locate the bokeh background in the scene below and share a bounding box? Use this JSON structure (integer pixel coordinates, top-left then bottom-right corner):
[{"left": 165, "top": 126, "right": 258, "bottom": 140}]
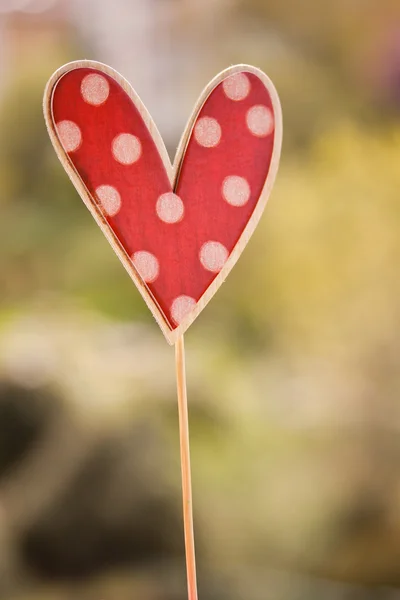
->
[{"left": 1, "top": 0, "right": 400, "bottom": 598}]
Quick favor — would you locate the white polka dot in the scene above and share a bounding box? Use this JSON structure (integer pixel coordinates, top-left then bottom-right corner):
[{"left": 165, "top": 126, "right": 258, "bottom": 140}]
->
[
  {"left": 81, "top": 73, "right": 110, "bottom": 106},
  {"left": 156, "top": 192, "right": 184, "bottom": 224},
  {"left": 194, "top": 117, "right": 221, "bottom": 148},
  {"left": 132, "top": 251, "right": 159, "bottom": 283},
  {"left": 199, "top": 241, "right": 228, "bottom": 273},
  {"left": 171, "top": 296, "right": 196, "bottom": 326},
  {"left": 56, "top": 120, "right": 82, "bottom": 153},
  {"left": 222, "top": 175, "right": 251, "bottom": 207},
  {"left": 95, "top": 185, "right": 121, "bottom": 217},
  {"left": 246, "top": 105, "right": 274, "bottom": 137},
  {"left": 222, "top": 72, "right": 250, "bottom": 101},
  {"left": 112, "top": 133, "right": 142, "bottom": 165}
]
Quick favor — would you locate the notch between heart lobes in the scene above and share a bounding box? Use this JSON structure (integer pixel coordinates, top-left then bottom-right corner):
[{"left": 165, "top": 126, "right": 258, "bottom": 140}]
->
[{"left": 45, "top": 61, "right": 282, "bottom": 343}]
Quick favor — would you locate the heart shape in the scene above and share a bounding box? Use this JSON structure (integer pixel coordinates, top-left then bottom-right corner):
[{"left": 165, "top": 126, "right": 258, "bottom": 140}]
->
[{"left": 44, "top": 61, "right": 282, "bottom": 344}]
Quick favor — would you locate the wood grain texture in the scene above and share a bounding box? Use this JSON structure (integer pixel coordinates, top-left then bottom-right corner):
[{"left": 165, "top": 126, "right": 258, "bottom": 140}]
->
[
  {"left": 43, "top": 61, "right": 282, "bottom": 344},
  {"left": 175, "top": 335, "right": 198, "bottom": 600}
]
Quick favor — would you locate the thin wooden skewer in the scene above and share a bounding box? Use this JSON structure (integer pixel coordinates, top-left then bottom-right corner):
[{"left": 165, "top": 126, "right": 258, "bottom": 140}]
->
[{"left": 175, "top": 334, "right": 198, "bottom": 600}]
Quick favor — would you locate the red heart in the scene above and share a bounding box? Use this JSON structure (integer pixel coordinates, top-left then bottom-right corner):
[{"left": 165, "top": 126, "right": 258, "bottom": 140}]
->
[{"left": 44, "top": 61, "right": 282, "bottom": 344}]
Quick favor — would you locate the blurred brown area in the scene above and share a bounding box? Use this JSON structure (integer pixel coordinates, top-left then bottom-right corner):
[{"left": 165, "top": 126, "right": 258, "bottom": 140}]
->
[{"left": 1, "top": 0, "right": 400, "bottom": 598}]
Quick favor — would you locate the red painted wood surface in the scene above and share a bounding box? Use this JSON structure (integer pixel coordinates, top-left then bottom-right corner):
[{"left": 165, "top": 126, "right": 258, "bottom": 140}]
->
[{"left": 51, "top": 68, "right": 276, "bottom": 330}]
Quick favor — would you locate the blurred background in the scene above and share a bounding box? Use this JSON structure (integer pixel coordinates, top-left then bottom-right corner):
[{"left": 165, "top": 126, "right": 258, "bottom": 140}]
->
[{"left": 0, "top": 0, "right": 400, "bottom": 598}]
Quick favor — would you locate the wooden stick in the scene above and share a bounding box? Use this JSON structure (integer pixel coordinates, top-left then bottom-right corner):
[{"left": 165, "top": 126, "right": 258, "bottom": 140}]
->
[{"left": 175, "top": 334, "right": 198, "bottom": 600}]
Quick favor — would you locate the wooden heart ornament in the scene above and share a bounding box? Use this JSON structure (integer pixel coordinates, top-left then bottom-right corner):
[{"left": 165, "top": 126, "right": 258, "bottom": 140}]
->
[{"left": 44, "top": 61, "right": 282, "bottom": 344}]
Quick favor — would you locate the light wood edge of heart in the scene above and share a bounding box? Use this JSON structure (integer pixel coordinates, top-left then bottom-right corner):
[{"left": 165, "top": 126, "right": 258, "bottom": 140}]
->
[
  {"left": 43, "top": 60, "right": 282, "bottom": 346},
  {"left": 43, "top": 60, "right": 175, "bottom": 342}
]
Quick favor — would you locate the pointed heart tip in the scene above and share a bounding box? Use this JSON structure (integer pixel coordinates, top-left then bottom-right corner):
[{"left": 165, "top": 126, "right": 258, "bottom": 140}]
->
[{"left": 44, "top": 61, "right": 282, "bottom": 342}]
